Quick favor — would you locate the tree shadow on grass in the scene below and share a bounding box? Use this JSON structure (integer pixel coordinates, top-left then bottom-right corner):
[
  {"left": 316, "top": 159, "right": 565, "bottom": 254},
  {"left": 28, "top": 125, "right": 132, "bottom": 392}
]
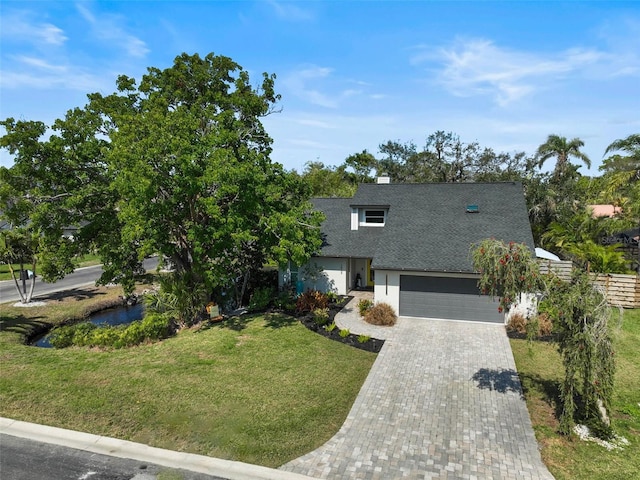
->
[
  {"left": 518, "top": 372, "right": 563, "bottom": 419},
  {"left": 0, "top": 313, "right": 49, "bottom": 339},
  {"left": 43, "top": 287, "right": 107, "bottom": 302},
  {"left": 471, "top": 368, "right": 525, "bottom": 398},
  {"left": 199, "top": 315, "right": 251, "bottom": 332},
  {"left": 264, "top": 313, "right": 297, "bottom": 329}
]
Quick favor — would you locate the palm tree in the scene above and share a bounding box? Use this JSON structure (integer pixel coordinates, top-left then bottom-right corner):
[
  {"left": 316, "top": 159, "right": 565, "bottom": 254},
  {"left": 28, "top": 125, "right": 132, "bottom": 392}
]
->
[
  {"left": 601, "top": 133, "right": 640, "bottom": 187},
  {"left": 536, "top": 134, "right": 591, "bottom": 179}
]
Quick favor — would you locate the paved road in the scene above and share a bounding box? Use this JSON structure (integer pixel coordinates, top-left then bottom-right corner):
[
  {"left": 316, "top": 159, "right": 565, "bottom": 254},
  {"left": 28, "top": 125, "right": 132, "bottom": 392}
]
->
[
  {"left": 282, "top": 296, "right": 555, "bottom": 479},
  {"left": 0, "top": 258, "right": 159, "bottom": 304},
  {"left": 1, "top": 434, "right": 226, "bottom": 480},
  {"left": 0, "top": 419, "right": 316, "bottom": 480}
]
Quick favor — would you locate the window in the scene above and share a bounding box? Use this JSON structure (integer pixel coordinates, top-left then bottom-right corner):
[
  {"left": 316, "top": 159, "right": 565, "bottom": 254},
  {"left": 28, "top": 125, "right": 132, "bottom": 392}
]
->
[{"left": 360, "top": 209, "right": 387, "bottom": 226}]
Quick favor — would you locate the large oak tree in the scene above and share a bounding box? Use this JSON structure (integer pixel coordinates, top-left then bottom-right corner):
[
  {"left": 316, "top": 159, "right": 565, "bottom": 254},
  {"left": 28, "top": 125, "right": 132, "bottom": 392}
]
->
[{"left": 1, "top": 53, "right": 323, "bottom": 313}]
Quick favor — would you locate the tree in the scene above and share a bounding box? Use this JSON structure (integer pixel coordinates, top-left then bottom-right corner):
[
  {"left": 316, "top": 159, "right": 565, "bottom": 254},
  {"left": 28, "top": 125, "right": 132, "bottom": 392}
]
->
[
  {"left": 377, "top": 132, "right": 532, "bottom": 184},
  {"left": 0, "top": 228, "right": 39, "bottom": 303},
  {"left": 536, "top": 134, "right": 591, "bottom": 179},
  {"left": 0, "top": 113, "right": 103, "bottom": 302},
  {"left": 344, "top": 149, "right": 377, "bottom": 183},
  {"left": 471, "top": 239, "right": 617, "bottom": 439},
  {"left": 299, "top": 161, "right": 357, "bottom": 197},
  {"left": 1, "top": 53, "right": 324, "bottom": 319}
]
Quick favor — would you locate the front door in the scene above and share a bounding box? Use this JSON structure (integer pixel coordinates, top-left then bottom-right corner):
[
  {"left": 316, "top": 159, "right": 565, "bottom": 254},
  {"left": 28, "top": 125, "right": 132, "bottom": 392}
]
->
[{"left": 366, "top": 259, "right": 375, "bottom": 287}]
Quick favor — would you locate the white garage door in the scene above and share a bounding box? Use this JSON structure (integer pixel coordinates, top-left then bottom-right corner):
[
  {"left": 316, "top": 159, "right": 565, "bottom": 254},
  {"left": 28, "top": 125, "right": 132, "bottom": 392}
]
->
[{"left": 399, "top": 275, "right": 503, "bottom": 323}]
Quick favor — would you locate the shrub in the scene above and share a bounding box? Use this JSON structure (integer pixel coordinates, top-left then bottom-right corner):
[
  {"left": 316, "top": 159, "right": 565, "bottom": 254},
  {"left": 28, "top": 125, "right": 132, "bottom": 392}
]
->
[
  {"left": 71, "top": 322, "right": 98, "bottom": 346},
  {"left": 48, "top": 325, "right": 78, "bottom": 348},
  {"left": 364, "top": 302, "right": 397, "bottom": 326},
  {"left": 48, "top": 312, "right": 172, "bottom": 349},
  {"left": 507, "top": 313, "right": 527, "bottom": 334},
  {"left": 313, "top": 308, "right": 330, "bottom": 326},
  {"left": 357, "top": 334, "right": 370, "bottom": 344},
  {"left": 326, "top": 291, "right": 338, "bottom": 303},
  {"left": 357, "top": 298, "right": 373, "bottom": 316},
  {"left": 325, "top": 322, "right": 337, "bottom": 332},
  {"left": 339, "top": 329, "right": 350, "bottom": 338},
  {"left": 296, "top": 290, "right": 328, "bottom": 313},
  {"left": 274, "top": 290, "right": 295, "bottom": 310},
  {"left": 537, "top": 312, "right": 553, "bottom": 336},
  {"left": 248, "top": 286, "right": 273, "bottom": 312}
]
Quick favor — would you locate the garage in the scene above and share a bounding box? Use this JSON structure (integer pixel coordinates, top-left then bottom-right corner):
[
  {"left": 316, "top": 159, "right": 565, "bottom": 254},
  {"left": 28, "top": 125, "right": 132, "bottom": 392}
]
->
[{"left": 399, "top": 275, "right": 503, "bottom": 323}]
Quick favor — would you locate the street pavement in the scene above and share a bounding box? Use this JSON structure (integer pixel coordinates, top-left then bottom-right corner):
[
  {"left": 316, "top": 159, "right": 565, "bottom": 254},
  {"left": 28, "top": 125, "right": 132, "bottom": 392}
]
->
[
  {"left": 0, "top": 258, "right": 159, "bottom": 304},
  {"left": 1, "top": 433, "right": 227, "bottom": 480},
  {"left": 0, "top": 419, "right": 317, "bottom": 480}
]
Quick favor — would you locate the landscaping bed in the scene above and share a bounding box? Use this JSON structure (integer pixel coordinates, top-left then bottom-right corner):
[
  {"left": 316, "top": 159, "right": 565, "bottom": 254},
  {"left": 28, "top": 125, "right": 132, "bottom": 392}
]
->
[{"left": 269, "top": 294, "right": 385, "bottom": 354}]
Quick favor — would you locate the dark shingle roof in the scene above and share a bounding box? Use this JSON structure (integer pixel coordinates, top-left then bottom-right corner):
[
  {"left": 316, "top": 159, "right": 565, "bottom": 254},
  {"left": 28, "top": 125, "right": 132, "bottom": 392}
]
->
[{"left": 313, "top": 182, "right": 534, "bottom": 273}]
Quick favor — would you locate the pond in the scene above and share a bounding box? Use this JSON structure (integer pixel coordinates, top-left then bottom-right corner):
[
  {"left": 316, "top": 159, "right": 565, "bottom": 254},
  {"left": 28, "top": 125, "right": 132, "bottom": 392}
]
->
[{"left": 33, "top": 303, "right": 145, "bottom": 348}]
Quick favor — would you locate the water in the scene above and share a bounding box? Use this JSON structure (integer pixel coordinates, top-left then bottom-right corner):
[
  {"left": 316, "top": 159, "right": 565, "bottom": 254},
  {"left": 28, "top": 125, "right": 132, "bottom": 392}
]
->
[{"left": 33, "top": 303, "right": 145, "bottom": 348}]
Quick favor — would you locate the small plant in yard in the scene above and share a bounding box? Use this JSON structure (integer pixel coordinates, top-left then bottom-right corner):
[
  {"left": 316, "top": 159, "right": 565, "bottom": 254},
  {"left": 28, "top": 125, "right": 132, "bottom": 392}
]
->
[
  {"left": 296, "top": 290, "right": 328, "bottom": 313},
  {"left": 357, "top": 298, "right": 373, "bottom": 316},
  {"left": 313, "top": 308, "right": 330, "bottom": 326},
  {"left": 326, "top": 291, "right": 338, "bottom": 303},
  {"left": 537, "top": 313, "right": 553, "bottom": 336},
  {"left": 339, "top": 329, "right": 350, "bottom": 338},
  {"left": 248, "top": 286, "right": 273, "bottom": 312},
  {"left": 507, "top": 313, "right": 527, "bottom": 334},
  {"left": 325, "top": 322, "right": 337, "bottom": 332},
  {"left": 364, "top": 302, "right": 397, "bottom": 326},
  {"left": 357, "top": 334, "right": 371, "bottom": 344}
]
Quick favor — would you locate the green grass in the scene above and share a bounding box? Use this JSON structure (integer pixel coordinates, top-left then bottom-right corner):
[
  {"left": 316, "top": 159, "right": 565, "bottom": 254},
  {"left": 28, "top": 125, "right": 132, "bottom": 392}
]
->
[
  {"left": 0, "top": 287, "right": 376, "bottom": 467},
  {"left": 0, "top": 253, "right": 102, "bottom": 281},
  {"left": 510, "top": 309, "right": 640, "bottom": 480}
]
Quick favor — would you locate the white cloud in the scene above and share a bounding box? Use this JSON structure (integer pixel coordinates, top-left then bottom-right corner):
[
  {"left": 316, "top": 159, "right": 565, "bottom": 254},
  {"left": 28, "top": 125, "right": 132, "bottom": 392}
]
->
[
  {"left": 76, "top": 3, "right": 149, "bottom": 58},
  {"left": 283, "top": 66, "right": 339, "bottom": 108},
  {"left": 1, "top": 55, "right": 110, "bottom": 92},
  {"left": 0, "top": 11, "right": 67, "bottom": 46},
  {"left": 266, "top": 0, "right": 314, "bottom": 21},
  {"left": 414, "top": 38, "right": 606, "bottom": 106},
  {"left": 282, "top": 65, "right": 368, "bottom": 109}
]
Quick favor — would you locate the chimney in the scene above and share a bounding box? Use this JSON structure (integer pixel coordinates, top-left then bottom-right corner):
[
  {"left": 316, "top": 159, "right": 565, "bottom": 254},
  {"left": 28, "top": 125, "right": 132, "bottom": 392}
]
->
[{"left": 377, "top": 173, "right": 391, "bottom": 184}]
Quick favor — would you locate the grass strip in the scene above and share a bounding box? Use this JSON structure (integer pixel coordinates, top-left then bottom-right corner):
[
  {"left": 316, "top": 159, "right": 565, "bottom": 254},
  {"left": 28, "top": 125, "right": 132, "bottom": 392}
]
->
[{"left": 510, "top": 309, "right": 640, "bottom": 480}]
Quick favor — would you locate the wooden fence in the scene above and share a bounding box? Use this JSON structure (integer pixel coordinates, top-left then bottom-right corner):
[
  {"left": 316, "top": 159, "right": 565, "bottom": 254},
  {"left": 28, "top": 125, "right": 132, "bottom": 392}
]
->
[
  {"left": 537, "top": 259, "right": 572, "bottom": 281},
  {"left": 592, "top": 274, "right": 640, "bottom": 309},
  {"left": 537, "top": 259, "right": 640, "bottom": 308}
]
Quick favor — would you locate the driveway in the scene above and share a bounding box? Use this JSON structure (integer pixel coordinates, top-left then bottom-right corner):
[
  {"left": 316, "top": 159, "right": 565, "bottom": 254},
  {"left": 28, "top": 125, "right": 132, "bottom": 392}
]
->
[{"left": 280, "top": 297, "right": 554, "bottom": 479}]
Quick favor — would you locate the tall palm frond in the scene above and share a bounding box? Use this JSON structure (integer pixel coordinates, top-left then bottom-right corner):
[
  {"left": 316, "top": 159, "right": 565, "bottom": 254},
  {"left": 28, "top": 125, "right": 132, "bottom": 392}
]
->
[{"left": 536, "top": 134, "right": 591, "bottom": 178}]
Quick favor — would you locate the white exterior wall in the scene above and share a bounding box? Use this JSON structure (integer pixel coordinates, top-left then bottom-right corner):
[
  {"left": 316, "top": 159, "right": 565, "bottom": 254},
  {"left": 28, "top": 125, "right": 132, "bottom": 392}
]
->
[
  {"left": 300, "top": 257, "right": 348, "bottom": 295},
  {"left": 506, "top": 293, "right": 538, "bottom": 322},
  {"left": 373, "top": 270, "right": 401, "bottom": 313}
]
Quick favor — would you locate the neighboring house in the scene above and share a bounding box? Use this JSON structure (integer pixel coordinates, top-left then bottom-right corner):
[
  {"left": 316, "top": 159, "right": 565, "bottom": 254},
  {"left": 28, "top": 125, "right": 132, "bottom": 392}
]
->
[
  {"left": 588, "top": 204, "right": 622, "bottom": 218},
  {"left": 280, "top": 180, "right": 535, "bottom": 324}
]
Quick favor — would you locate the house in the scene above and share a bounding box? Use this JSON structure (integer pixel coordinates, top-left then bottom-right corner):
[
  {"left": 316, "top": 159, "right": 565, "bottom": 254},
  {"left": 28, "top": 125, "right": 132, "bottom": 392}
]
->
[
  {"left": 588, "top": 204, "right": 622, "bottom": 218},
  {"left": 281, "top": 180, "right": 535, "bottom": 324}
]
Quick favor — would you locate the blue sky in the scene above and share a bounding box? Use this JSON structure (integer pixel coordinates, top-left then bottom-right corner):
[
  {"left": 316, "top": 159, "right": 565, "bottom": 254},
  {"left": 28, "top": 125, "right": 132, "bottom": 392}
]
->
[{"left": 1, "top": 1, "right": 639, "bottom": 175}]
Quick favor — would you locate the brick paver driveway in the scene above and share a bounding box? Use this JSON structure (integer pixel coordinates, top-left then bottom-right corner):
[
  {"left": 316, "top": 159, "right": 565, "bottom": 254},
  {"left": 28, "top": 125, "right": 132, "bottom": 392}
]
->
[{"left": 281, "top": 299, "right": 554, "bottom": 479}]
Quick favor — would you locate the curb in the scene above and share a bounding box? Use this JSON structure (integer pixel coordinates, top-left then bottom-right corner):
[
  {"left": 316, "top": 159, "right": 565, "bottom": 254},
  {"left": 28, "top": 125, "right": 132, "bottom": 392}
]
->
[{"left": 0, "top": 417, "right": 318, "bottom": 480}]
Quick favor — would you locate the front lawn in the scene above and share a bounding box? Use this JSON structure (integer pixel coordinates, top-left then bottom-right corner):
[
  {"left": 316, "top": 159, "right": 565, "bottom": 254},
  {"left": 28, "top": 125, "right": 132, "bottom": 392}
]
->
[
  {"left": 510, "top": 308, "right": 640, "bottom": 480},
  {"left": 0, "top": 288, "right": 376, "bottom": 467}
]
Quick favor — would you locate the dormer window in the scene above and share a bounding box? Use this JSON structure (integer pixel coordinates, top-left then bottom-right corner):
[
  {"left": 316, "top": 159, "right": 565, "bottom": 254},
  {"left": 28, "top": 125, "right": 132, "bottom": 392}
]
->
[{"left": 360, "top": 209, "right": 387, "bottom": 226}]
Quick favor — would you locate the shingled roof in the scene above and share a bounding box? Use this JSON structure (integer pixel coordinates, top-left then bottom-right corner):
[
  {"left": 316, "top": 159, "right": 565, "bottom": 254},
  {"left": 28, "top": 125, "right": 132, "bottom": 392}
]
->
[{"left": 313, "top": 182, "right": 534, "bottom": 273}]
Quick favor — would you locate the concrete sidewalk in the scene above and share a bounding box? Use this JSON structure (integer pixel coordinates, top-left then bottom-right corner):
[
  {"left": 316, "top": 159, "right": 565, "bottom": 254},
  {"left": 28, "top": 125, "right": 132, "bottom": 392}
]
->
[
  {"left": 281, "top": 296, "right": 554, "bottom": 479},
  {"left": 0, "top": 417, "right": 317, "bottom": 480}
]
